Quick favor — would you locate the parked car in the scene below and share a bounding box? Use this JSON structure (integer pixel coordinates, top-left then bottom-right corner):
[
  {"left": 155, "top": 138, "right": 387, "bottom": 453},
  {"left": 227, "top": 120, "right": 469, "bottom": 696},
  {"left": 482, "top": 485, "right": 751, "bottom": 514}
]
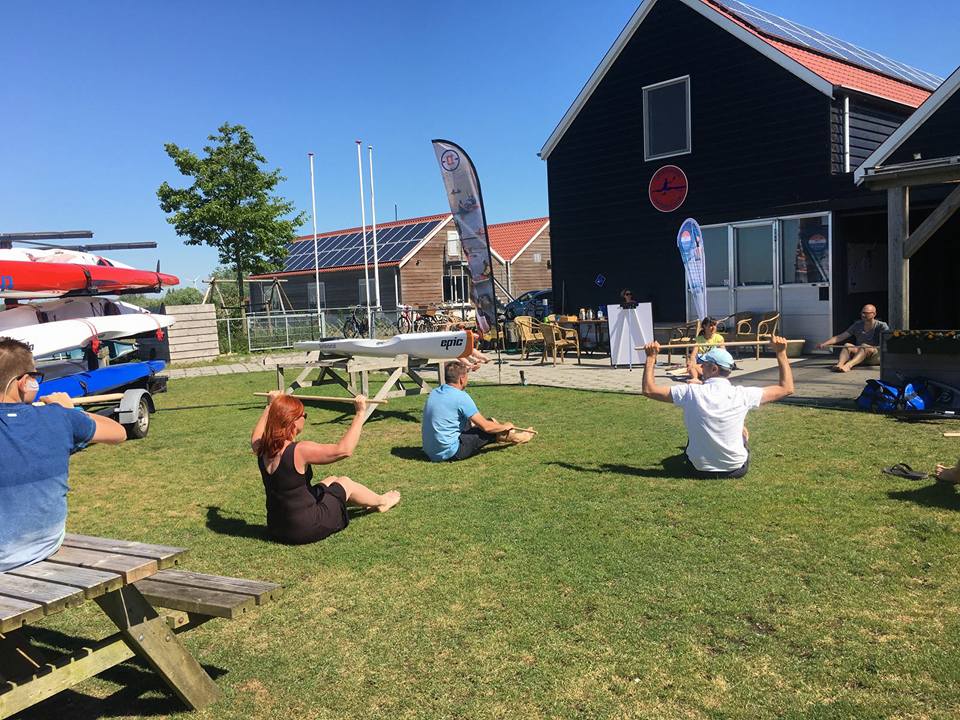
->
[{"left": 504, "top": 289, "right": 553, "bottom": 320}]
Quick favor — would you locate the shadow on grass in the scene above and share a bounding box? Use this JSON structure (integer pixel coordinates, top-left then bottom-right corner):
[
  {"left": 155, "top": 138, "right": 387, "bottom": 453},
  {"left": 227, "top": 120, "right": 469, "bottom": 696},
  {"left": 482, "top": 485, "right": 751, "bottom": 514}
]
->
[
  {"left": 390, "top": 443, "right": 513, "bottom": 462},
  {"left": 316, "top": 408, "right": 420, "bottom": 425},
  {"left": 11, "top": 625, "right": 226, "bottom": 718},
  {"left": 887, "top": 481, "right": 960, "bottom": 511},
  {"left": 549, "top": 450, "right": 695, "bottom": 479},
  {"left": 206, "top": 505, "right": 271, "bottom": 541}
]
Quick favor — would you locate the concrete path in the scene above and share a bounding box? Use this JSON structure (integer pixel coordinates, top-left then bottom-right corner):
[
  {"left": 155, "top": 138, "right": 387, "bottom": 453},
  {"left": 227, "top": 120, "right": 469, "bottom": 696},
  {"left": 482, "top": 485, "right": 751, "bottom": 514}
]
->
[{"left": 167, "top": 349, "right": 875, "bottom": 404}]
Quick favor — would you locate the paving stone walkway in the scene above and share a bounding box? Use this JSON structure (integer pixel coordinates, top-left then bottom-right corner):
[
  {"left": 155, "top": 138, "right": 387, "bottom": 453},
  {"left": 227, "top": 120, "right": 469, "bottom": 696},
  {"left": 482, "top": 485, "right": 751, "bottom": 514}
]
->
[{"left": 168, "top": 350, "right": 875, "bottom": 404}]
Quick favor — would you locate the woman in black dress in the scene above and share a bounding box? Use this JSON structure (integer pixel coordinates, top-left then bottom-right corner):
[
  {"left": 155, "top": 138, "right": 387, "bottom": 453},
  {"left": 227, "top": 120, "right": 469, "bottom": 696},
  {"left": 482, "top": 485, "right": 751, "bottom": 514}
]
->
[{"left": 250, "top": 392, "right": 400, "bottom": 544}]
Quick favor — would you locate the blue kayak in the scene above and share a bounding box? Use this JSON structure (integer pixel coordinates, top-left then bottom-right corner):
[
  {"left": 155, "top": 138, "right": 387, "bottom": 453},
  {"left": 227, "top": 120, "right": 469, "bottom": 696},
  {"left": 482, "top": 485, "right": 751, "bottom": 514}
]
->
[{"left": 38, "top": 361, "right": 166, "bottom": 398}]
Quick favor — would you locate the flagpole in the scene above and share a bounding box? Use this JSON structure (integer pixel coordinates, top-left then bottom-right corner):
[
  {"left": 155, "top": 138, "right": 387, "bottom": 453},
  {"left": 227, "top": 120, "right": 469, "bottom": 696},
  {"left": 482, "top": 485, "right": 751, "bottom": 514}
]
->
[
  {"left": 368, "top": 144, "right": 381, "bottom": 311},
  {"left": 308, "top": 153, "right": 321, "bottom": 331},
  {"left": 355, "top": 140, "right": 372, "bottom": 337}
]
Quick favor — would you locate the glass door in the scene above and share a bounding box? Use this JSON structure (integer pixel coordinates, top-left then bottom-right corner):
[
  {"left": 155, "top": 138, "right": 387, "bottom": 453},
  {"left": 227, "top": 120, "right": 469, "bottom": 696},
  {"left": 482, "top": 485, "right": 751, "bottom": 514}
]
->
[
  {"left": 778, "top": 214, "right": 831, "bottom": 351},
  {"left": 732, "top": 222, "right": 777, "bottom": 315}
]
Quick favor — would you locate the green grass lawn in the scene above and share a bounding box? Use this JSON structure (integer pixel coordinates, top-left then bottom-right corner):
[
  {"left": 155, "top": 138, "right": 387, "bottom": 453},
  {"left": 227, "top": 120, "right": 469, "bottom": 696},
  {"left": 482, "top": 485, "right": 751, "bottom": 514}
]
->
[{"left": 29, "top": 373, "right": 960, "bottom": 719}]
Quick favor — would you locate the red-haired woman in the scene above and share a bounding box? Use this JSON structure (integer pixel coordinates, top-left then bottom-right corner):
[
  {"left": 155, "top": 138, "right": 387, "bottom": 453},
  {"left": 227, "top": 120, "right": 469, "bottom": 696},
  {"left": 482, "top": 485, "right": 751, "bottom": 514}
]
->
[{"left": 251, "top": 391, "right": 400, "bottom": 544}]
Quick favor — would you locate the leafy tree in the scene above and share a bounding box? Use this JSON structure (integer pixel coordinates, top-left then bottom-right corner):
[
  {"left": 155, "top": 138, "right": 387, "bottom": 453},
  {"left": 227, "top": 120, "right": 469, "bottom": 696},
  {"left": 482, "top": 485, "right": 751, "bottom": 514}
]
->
[
  {"left": 160, "top": 287, "right": 203, "bottom": 306},
  {"left": 157, "top": 122, "right": 305, "bottom": 306}
]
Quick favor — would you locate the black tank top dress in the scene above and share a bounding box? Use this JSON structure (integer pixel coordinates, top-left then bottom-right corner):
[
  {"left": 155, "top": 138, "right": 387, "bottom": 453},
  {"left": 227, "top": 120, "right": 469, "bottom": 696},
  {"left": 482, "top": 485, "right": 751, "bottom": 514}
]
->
[{"left": 258, "top": 442, "right": 349, "bottom": 544}]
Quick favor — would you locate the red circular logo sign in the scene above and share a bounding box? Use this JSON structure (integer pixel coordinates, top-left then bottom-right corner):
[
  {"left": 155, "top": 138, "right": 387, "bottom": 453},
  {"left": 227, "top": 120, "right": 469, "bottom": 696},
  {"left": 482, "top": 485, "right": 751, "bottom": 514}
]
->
[{"left": 648, "top": 165, "right": 688, "bottom": 213}]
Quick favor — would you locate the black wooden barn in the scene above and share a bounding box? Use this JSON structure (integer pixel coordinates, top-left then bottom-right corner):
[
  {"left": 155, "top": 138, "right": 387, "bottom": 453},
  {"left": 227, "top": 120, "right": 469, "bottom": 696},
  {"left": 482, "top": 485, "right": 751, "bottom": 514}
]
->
[{"left": 540, "top": 0, "right": 953, "bottom": 344}]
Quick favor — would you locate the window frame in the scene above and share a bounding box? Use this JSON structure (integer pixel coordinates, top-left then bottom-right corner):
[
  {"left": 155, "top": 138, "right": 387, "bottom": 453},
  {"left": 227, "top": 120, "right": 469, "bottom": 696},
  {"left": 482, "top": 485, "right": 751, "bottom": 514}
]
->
[
  {"left": 306, "top": 280, "right": 327, "bottom": 309},
  {"left": 642, "top": 75, "right": 692, "bottom": 162}
]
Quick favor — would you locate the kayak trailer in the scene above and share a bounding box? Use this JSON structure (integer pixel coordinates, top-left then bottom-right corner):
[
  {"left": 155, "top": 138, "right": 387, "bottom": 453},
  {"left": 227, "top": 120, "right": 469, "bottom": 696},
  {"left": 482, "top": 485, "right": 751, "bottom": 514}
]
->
[{"left": 36, "top": 359, "right": 168, "bottom": 440}]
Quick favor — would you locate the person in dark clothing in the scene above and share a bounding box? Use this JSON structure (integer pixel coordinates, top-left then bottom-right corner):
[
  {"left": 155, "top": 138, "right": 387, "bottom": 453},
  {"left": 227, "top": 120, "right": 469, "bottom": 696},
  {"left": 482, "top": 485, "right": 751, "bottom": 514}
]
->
[{"left": 250, "top": 392, "right": 399, "bottom": 544}]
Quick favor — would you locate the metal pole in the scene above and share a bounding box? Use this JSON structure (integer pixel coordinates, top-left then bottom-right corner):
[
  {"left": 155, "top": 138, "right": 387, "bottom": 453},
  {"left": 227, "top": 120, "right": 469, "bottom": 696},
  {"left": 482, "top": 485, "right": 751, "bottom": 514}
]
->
[
  {"left": 368, "top": 144, "right": 382, "bottom": 312},
  {"left": 308, "top": 152, "right": 322, "bottom": 330},
  {"left": 355, "top": 141, "right": 372, "bottom": 337}
]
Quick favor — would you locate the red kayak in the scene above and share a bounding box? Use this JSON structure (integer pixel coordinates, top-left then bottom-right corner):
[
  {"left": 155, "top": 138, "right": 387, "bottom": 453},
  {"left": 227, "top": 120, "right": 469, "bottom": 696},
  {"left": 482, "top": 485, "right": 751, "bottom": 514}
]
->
[{"left": 0, "top": 260, "right": 179, "bottom": 298}]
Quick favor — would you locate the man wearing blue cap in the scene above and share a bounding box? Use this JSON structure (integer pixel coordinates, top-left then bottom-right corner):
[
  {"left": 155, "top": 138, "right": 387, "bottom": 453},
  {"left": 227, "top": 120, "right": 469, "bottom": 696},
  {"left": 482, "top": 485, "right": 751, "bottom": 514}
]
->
[{"left": 641, "top": 336, "right": 794, "bottom": 478}]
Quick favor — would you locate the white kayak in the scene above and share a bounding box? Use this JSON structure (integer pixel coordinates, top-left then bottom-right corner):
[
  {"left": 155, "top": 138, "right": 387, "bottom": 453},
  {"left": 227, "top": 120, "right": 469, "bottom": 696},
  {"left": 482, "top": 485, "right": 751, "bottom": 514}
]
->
[
  {"left": 0, "top": 297, "right": 152, "bottom": 332},
  {"left": 0, "top": 312, "right": 175, "bottom": 357},
  {"left": 0, "top": 248, "right": 134, "bottom": 268},
  {"left": 296, "top": 330, "right": 476, "bottom": 359}
]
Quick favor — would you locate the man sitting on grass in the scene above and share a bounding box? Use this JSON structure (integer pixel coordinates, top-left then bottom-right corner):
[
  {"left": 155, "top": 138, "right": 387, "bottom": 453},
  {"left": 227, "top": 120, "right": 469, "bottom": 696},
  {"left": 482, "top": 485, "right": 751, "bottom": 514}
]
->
[
  {"left": 0, "top": 338, "right": 127, "bottom": 572},
  {"left": 642, "top": 337, "right": 794, "bottom": 478},
  {"left": 422, "top": 360, "right": 535, "bottom": 462}
]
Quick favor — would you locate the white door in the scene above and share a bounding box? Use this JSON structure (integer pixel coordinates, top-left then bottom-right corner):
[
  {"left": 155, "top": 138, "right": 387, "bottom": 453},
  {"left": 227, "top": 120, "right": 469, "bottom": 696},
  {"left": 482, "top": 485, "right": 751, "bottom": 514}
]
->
[
  {"left": 778, "top": 214, "right": 832, "bottom": 352},
  {"left": 733, "top": 222, "right": 777, "bottom": 314}
]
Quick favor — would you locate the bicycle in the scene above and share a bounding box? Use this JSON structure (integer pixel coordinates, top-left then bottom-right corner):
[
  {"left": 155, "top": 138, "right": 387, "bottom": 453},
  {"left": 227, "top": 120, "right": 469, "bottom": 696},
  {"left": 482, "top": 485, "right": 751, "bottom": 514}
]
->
[
  {"left": 396, "top": 304, "right": 417, "bottom": 334},
  {"left": 341, "top": 306, "right": 370, "bottom": 338}
]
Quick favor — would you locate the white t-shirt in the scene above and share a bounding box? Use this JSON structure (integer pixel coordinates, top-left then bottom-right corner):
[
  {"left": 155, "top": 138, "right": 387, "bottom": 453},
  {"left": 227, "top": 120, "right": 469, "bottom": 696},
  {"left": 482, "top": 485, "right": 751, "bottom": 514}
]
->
[{"left": 669, "top": 378, "right": 764, "bottom": 472}]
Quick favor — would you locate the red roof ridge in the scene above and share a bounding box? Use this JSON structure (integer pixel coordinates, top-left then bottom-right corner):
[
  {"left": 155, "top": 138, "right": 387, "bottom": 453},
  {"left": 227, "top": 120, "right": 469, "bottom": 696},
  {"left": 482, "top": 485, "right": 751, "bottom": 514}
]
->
[
  {"left": 292, "top": 212, "right": 451, "bottom": 243},
  {"left": 487, "top": 216, "right": 550, "bottom": 229},
  {"left": 702, "top": 0, "right": 932, "bottom": 108}
]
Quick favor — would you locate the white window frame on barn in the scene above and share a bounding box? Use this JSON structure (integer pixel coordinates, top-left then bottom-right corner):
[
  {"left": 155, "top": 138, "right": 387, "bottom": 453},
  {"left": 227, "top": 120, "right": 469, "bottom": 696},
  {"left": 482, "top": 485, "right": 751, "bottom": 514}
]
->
[
  {"left": 306, "top": 281, "right": 326, "bottom": 309},
  {"left": 642, "top": 75, "right": 691, "bottom": 161},
  {"left": 357, "top": 277, "right": 372, "bottom": 305}
]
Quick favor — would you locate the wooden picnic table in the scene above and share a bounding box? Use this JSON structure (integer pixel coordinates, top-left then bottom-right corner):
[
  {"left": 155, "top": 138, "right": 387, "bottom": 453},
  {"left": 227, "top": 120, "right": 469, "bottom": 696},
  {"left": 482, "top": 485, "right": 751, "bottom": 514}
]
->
[{"left": 0, "top": 533, "right": 280, "bottom": 717}]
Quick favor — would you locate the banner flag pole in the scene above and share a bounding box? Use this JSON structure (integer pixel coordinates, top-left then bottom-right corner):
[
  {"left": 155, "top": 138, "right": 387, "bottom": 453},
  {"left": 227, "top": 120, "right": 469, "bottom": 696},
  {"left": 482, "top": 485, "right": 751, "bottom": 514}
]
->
[{"left": 431, "top": 139, "right": 503, "bottom": 383}]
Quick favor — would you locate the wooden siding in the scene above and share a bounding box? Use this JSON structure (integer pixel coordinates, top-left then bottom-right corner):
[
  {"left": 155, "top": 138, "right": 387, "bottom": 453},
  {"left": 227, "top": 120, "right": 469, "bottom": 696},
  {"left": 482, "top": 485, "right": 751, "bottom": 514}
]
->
[
  {"left": 546, "top": 0, "right": 836, "bottom": 321},
  {"left": 848, "top": 96, "right": 911, "bottom": 170},
  {"left": 398, "top": 218, "right": 455, "bottom": 307},
  {"left": 164, "top": 304, "right": 219, "bottom": 362},
  {"left": 886, "top": 88, "right": 960, "bottom": 164},
  {"left": 508, "top": 227, "right": 552, "bottom": 297}
]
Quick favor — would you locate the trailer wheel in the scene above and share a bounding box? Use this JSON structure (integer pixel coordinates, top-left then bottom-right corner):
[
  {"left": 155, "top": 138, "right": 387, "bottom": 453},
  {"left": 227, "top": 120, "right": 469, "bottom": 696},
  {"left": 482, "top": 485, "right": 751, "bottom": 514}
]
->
[{"left": 125, "top": 397, "right": 151, "bottom": 439}]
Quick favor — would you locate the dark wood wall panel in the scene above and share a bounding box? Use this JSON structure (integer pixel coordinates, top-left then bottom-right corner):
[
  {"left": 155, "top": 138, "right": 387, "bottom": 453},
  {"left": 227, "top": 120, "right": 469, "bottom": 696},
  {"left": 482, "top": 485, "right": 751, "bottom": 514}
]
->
[{"left": 546, "top": 0, "right": 835, "bottom": 320}]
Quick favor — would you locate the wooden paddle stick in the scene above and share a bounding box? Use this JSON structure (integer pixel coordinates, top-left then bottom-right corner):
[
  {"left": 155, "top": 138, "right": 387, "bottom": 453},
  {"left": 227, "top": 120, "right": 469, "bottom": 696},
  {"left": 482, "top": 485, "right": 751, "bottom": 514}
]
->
[
  {"left": 643, "top": 339, "right": 805, "bottom": 350},
  {"left": 944, "top": 432, "right": 960, "bottom": 438},
  {"left": 34, "top": 393, "right": 126, "bottom": 407},
  {"left": 253, "top": 392, "right": 387, "bottom": 405}
]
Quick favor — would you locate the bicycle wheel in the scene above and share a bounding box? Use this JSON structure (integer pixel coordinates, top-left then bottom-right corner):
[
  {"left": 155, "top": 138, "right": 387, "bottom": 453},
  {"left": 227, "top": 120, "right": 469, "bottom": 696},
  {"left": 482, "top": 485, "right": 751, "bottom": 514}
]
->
[{"left": 397, "top": 314, "right": 413, "bottom": 334}]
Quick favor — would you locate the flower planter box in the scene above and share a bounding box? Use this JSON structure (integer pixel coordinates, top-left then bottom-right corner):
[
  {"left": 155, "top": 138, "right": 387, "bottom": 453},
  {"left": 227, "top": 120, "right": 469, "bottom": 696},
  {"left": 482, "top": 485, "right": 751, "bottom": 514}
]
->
[{"left": 881, "top": 330, "right": 960, "bottom": 389}]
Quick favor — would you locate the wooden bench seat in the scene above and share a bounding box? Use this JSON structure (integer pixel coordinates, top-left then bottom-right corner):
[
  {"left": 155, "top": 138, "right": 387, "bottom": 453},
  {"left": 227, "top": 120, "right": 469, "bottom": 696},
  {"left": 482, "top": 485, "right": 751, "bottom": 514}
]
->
[{"left": 134, "top": 570, "right": 281, "bottom": 620}]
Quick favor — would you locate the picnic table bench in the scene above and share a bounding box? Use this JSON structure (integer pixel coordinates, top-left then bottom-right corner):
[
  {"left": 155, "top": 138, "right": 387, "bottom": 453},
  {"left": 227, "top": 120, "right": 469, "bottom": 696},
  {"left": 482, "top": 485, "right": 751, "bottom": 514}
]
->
[{"left": 0, "top": 534, "right": 280, "bottom": 718}]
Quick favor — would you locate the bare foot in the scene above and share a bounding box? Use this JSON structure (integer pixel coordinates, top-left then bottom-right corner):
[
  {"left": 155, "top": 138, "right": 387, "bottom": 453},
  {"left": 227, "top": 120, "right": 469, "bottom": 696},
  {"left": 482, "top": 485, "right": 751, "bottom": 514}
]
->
[
  {"left": 830, "top": 365, "right": 843, "bottom": 373},
  {"left": 506, "top": 427, "right": 535, "bottom": 444},
  {"left": 837, "top": 365, "right": 850, "bottom": 373},
  {"left": 378, "top": 490, "right": 401, "bottom": 512},
  {"left": 935, "top": 463, "right": 960, "bottom": 484}
]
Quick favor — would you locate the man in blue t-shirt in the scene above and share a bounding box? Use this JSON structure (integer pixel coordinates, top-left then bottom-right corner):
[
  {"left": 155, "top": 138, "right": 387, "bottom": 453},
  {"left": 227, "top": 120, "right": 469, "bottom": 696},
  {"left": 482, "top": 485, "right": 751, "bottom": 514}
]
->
[
  {"left": 0, "top": 338, "right": 127, "bottom": 572},
  {"left": 422, "top": 361, "right": 535, "bottom": 462}
]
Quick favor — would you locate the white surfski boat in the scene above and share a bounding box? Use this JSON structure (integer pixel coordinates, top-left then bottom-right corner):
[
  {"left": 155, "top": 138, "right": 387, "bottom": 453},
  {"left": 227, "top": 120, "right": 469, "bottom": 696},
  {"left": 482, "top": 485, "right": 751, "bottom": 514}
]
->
[
  {"left": 296, "top": 330, "right": 476, "bottom": 359},
  {"left": 0, "top": 310, "right": 175, "bottom": 357},
  {"left": 0, "top": 297, "right": 154, "bottom": 332}
]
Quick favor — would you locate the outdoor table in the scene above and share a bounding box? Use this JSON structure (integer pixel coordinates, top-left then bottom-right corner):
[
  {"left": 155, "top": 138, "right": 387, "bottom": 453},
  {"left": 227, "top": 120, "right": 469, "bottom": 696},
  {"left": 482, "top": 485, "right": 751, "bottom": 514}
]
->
[
  {"left": 559, "top": 319, "right": 609, "bottom": 356},
  {"left": 0, "top": 534, "right": 220, "bottom": 716}
]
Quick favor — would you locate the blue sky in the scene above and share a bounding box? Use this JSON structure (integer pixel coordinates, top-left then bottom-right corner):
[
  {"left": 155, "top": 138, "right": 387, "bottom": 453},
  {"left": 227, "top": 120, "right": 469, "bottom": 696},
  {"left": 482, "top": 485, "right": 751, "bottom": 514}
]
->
[{"left": 3, "top": 0, "right": 957, "bottom": 288}]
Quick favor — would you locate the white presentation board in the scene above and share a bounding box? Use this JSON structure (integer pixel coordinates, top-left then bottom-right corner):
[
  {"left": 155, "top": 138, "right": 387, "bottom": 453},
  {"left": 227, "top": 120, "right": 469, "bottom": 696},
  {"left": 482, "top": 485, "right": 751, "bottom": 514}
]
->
[{"left": 607, "top": 303, "right": 653, "bottom": 367}]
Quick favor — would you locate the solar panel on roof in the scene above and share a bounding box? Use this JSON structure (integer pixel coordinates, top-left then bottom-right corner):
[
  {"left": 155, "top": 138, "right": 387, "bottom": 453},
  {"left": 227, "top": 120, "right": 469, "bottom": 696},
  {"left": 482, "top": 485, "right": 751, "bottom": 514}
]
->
[
  {"left": 718, "top": 0, "right": 942, "bottom": 91},
  {"left": 279, "top": 218, "right": 444, "bottom": 272}
]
